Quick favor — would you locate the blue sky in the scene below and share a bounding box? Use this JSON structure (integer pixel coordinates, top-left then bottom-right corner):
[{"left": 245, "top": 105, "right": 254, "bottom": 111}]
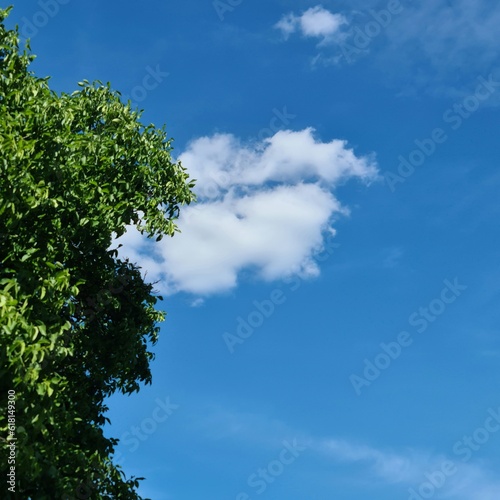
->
[{"left": 8, "top": 0, "right": 500, "bottom": 498}]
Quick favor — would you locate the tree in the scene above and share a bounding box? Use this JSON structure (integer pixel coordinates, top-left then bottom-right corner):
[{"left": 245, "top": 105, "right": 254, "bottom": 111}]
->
[{"left": 0, "top": 7, "right": 195, "bottom": 498}]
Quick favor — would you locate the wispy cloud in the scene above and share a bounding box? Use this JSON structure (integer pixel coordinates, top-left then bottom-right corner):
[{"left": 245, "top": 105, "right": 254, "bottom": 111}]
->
[
  {"left": 382, "top": 247, "right": 403, "bottom": 268},
  {"left": 383, "top": 1, "right": 500, "bottom": 72},
  {"left": 316, "top": 438, "right": 500, "bottom": 499},
  {"left": 315, "top": 438, "right": 431, "bottom": 484},
  {"left": 370, "top": 0, "right": 500, "bottom": 98},
  {"left": 275, "top": 1, "right": 500, "bottom": 97},
  {"left": 193, "top": 407, "right": 500, "bottom": 499},
  {"left": 116, "top": 128, "right": 378, "bottom": 296}
]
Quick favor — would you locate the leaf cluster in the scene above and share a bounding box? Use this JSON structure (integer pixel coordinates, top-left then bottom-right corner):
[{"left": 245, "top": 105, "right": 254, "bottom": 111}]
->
[{"left": 0, "top": 7, "right": 194, "bottom": 498}]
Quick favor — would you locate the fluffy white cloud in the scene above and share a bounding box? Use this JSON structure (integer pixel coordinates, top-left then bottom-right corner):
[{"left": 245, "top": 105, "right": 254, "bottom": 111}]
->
[
  {"left": 183, "top": 128, "right": 377, "bottom": 198},
  {"left": 116, "top": 128, "right": 377, "bottom": 296},
  {"left": 275, "top": 6, "right": 347, "bottom": 43}
]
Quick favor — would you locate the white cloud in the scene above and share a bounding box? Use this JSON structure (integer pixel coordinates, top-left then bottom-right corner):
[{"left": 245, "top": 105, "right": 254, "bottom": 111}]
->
[
  {"left": 317, "top": 438, "right": 431, "bottom": 484},
  {"left": 383, "top": 247, "right": 403, "bottom": 268},
  {"left": 116, "top": 128, "right": 377, "bottom": 296},
  {"left": 274, "top": 13, "right": 298, "bottom": 39},
  {"left": 385, "top": 0, "right": 500, "bottom": 70},
  {"left": 183, "top": 128, "right": 377, "bottom": 198},
  {"left": 275, "top": 6, "right": 347, "bottom": 43},
  {"left": 277, "top": 1, "right": 500, "bottom": 96},
  {"left": 379, "top": 0, "right": 500, "bottom": 96},
  {"left": 317, "top": 438, "right": 500, "bottom": 499},
  {"left": 189, "top": 298, "right": 205, "bottom": 307},
  {"left": 193, "top": 407, "right": 500, "bottom": 498}
]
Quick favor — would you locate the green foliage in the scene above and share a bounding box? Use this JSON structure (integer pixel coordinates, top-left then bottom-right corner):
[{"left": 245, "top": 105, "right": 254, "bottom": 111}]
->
[{"left": 0, "top": 7, "right": 194, "bottom": 498}]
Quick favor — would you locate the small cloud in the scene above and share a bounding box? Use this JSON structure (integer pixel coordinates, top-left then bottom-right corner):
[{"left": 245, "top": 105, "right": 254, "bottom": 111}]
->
[
  {"left": 274, "top": 13, "right": 298, "bottom": 39},
  {"left": 383, "top": 247, "right": 403, "bottom": 268},
  {"left": 275, "top": 5, "right": 347, "bottom": 44},
  {"left": 190, "top": 298, "right": 205, "bottom": 308}
]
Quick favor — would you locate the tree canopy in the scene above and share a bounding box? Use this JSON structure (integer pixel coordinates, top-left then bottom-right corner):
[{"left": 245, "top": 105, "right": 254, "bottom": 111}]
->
[{"left": 0, "top": 6, "right": 194, "bottom": 498}]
